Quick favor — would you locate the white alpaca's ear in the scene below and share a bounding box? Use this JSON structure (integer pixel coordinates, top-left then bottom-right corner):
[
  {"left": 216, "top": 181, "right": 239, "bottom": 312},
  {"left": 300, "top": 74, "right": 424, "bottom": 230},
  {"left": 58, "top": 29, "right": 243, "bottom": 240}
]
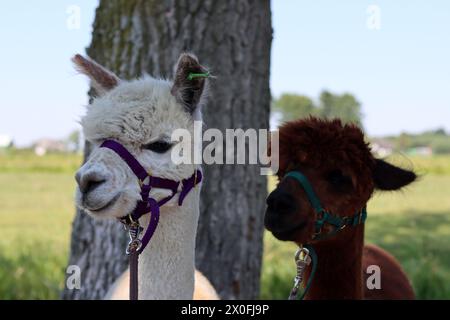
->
[
  {"left": 72, "top": 54, "right": 120, "bottom": 96},
  {"left": 171, "top": 53, "right": 208, "bottom": 114}
]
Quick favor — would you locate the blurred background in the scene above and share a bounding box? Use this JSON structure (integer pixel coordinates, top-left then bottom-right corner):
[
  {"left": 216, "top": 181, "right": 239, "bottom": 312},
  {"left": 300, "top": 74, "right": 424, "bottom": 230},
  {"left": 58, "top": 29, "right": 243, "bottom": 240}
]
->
[{"left": 0, "top": 0, "right": 449, "bottom": 299}]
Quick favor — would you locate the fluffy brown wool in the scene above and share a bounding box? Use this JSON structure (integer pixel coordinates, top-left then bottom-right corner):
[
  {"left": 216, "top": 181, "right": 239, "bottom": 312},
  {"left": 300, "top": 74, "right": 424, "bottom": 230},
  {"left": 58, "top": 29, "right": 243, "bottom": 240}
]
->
[{"left": 277, "top": 117, "right": 375, "bottom": 218}]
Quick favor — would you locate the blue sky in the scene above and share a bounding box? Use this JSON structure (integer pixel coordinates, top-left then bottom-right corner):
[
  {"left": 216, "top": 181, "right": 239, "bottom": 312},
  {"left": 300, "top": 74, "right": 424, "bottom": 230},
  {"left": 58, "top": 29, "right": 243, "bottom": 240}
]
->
[{"left": 1, "top": 1, "right": 449, "bottom": 146}]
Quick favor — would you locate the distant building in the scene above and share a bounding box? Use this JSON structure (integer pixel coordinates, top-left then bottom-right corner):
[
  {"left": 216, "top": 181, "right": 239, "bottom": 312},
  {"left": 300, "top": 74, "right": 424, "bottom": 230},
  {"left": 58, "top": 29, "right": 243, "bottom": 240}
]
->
[
  {"left": 371, "top": 139, "right": 394, "bottom": 157},
  {"left": 33, "top": 138, "right": 66, "bottom": 156},
  {"left": 407, "top": 146, "right": 433, "bottom": 156},
  {"left": 0, "top": 134, "right": 13, "bottom": 148}
]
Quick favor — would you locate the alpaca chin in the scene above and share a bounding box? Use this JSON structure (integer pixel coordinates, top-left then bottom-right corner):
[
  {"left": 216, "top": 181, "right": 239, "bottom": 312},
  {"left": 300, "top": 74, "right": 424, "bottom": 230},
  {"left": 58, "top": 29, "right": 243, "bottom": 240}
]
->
[{"left": 75, "top": 187, "right": 136, "bottom": 220}]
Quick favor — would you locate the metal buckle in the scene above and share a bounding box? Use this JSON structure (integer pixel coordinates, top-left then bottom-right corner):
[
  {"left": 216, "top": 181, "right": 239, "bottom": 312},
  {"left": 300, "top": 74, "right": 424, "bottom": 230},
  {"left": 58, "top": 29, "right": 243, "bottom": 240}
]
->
[
  {"left": 295, "top": 246, "right": 310, "bottom": 262},
  {"left": 314, "top": 221, "right": 324, "bottom": 238},
  {"left": 316, "top": 210, "right": 329, "bottom": 223},
  {"left": 125, "top": 213, "right": 140, "bottom": 227},
  {"left": 289, "top": 246, "right": 312, "bottom": 300},
  {"left": 138, "top": 170, "right": 152, "bottom": 188},
  {"left": 193, "top": 170, "right": 198, "bottom": 185},
  {"left": 314, "top": 211, "right": 327, "bottom": 236},
  {"left": 126, "top": 239, "right": 142, "bottom": 255},
  {"left": 118, "top": 213, "right": 134, "bottom": 229},
  {"left": 126, "top": 222, "right": 143, "bottom": 255}
]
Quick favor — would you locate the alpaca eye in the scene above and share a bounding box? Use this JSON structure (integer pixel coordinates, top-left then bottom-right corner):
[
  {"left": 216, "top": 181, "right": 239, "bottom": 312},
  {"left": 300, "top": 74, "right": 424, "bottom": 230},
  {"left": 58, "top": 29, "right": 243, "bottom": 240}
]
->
[
  {"left": 326, "top": 170, "right": 353, "bottom": 192},
  {"left": 143, "top": 141, "right": 172, "bottom": 153}
]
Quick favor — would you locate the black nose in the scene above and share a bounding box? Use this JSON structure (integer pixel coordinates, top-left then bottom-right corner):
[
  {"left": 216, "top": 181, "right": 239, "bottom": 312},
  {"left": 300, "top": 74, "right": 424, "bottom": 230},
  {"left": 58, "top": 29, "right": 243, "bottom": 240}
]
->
[
  {"left": 266, "top": 188, "right": 297, "bottom": 214},
  {"left": 76, "top": 171, "right": 106, "bottom": 194}
]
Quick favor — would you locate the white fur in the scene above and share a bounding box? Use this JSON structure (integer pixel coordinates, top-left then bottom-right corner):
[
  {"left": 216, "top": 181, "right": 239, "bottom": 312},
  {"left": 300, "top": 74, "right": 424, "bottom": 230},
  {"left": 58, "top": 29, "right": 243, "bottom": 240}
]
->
[
  {"left": 106, "top": 269, "right": 220, "bottom": 300},
  {"left": 75, "top": 74, "right": 208, "bottom": 299}
]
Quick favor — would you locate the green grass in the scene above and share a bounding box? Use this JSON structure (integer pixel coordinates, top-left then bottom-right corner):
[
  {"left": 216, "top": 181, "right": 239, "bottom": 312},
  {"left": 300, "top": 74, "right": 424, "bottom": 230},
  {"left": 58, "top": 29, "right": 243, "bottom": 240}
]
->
[
  {"left": 0, "top": 152, "right": 449, "bottom": 299},
  {"left": 0, "top": 151, "right": 78, "bottom": 299},
  {"left": 261, "top": 159, "right": 450, "bottom": 299},
  {"left": 381, "top": 154, "right": 450, "bottom": 176},
  {"left": 0, "top": 149, "right": 81, "bottom": 173}
]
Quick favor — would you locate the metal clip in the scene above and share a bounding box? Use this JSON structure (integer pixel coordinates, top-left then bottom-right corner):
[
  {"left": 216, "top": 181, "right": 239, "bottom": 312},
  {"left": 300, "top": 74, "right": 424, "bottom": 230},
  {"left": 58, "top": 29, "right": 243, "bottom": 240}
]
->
[
  {"left": 288, "top": 246, "right": 312, "bottom": 300},
  {"left": 126, "top": 223, "right": 143, "bottom": 255},
  {"left": 193, "top": 170, "right": 198, "bottom": 185}
]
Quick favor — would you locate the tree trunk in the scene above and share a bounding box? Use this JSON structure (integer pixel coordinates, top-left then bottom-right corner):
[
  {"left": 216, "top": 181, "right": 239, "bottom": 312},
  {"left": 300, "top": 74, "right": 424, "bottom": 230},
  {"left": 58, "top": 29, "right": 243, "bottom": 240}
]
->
[{"left": 62, "top": 0, "right": 272, "bottom": 300}]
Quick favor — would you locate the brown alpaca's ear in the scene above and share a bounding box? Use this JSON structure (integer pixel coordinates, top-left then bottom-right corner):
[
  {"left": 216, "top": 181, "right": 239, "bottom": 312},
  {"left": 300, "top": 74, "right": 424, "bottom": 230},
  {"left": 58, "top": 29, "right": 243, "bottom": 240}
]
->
[
  {"left": 72, "top": 54, "right": 120, "bottom": 96},
  {"left": 373, "top": 159, "right": 417, "bottom": 190},
  {"left": 171, "top": 53, "right": 208, "bottom": 114}
]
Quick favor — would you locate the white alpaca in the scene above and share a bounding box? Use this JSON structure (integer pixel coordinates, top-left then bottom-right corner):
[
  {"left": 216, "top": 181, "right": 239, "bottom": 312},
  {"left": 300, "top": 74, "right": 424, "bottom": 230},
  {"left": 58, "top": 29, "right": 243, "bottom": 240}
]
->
[{"left": 73, "top": 53, "right": 218, "bottom": 300}]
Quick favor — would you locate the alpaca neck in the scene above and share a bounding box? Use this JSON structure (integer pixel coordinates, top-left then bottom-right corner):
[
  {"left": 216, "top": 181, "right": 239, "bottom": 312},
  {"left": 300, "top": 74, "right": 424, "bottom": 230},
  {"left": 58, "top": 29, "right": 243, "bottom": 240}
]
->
[
  {"left": 305, "top": 225, "right": 365, "bottom": 300},
  {"left": 137, "top": 188, "right": 200, "bottom": 300}
]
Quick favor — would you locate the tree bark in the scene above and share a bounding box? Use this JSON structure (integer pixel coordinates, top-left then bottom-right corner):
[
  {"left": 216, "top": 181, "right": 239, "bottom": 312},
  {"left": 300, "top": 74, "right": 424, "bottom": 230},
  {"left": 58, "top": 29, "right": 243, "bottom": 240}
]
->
[{"left": 62, "top": 0, "right": 272, "bottom": 300}]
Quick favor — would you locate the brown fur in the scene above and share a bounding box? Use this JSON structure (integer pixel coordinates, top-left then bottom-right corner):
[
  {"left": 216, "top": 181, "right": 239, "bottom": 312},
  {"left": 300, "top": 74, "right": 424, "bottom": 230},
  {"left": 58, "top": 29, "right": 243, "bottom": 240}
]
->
[
  {"left": 278, "top": 117, "right": 375, "bottom": 213},
  {"left": 363, "top": 244, "right": 415, "bottom": 299},
  {"left": 267, "top": 117, "right": 415, "bottom": 299}
]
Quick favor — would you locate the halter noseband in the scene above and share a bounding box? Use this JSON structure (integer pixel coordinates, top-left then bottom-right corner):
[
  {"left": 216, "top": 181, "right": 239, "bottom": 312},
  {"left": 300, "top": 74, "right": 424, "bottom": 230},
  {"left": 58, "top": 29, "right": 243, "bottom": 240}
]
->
[
  {"left": 284, "top": 171, "right": 366, "bottom": 241},
  {"left": 283, "top": 170, "right": 367, "bottom": 300},
  {"left": 100, "top": 139, "right": 202, "bottom": 255}
]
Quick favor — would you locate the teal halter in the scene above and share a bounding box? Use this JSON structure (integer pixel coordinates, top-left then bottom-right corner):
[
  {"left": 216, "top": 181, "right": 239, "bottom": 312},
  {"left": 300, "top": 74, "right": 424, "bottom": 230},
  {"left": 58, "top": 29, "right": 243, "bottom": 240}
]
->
[
  {"left": 284, "top": 170, "right": 367, "bottom": 300},
  {"left": 284, "top": 171, "right": 367, "bottom": 300},
  {"left": 285, "top": 171, "right": 367, "bottom": 240}
]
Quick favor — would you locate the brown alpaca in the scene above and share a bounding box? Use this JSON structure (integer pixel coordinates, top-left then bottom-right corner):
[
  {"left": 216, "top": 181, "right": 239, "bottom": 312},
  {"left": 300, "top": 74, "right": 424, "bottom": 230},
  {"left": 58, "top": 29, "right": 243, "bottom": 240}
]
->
[{"left": 265, "top": 117, "right": 416, "bottom": 300}]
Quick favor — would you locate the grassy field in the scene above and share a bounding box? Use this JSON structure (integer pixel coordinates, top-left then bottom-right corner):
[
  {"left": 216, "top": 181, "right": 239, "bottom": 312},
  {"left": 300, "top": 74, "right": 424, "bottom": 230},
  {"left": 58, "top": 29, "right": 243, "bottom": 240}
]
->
[
  {"left": 0, "top": 151, "right": 449, "bottom": 299},
  {"left": 0, "top": 150, "right": 80, "bottom": 299}
]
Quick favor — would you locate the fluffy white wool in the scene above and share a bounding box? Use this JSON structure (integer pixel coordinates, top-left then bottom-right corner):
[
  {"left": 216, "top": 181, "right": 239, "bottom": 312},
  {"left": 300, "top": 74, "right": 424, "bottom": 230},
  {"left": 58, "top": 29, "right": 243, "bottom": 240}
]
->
[
  {"left": 79, "top": 76, "right": 200, "bottom": 211},
  {"left": 83, "top": 76, "right": 194, "bottom": 148}
]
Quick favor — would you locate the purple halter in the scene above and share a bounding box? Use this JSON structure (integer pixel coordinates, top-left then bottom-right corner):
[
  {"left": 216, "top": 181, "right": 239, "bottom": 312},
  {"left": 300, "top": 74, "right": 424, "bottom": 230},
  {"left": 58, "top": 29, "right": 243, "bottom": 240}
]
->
[{"left": 100, "top": 139, "right": 202, "bottom": 254}]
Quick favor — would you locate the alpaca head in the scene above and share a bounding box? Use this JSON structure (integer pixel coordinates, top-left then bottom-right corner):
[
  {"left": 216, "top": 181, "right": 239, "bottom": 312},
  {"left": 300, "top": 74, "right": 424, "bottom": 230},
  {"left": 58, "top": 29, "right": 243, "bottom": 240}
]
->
[
  {"left": 74, "top": 53, "right": 208, "bottom": 219},
  {"left": 264, "top": 117, "right": 416, "bottom": 244}
]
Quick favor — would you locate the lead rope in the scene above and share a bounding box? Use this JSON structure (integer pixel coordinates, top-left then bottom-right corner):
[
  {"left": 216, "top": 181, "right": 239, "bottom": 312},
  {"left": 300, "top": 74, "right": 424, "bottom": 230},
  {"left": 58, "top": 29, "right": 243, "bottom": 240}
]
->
[
  {"left": 124, "top": 199, "right": 160, "bottom": 300},
  {"left": 288, "top": 244, "right": 317, "bottom": 300},
  {"left": 126, "top": 222, "right": 143, "bottom": 300},
  {"left": 129, "top": 251, "right": 139, "bottom": 300}
]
